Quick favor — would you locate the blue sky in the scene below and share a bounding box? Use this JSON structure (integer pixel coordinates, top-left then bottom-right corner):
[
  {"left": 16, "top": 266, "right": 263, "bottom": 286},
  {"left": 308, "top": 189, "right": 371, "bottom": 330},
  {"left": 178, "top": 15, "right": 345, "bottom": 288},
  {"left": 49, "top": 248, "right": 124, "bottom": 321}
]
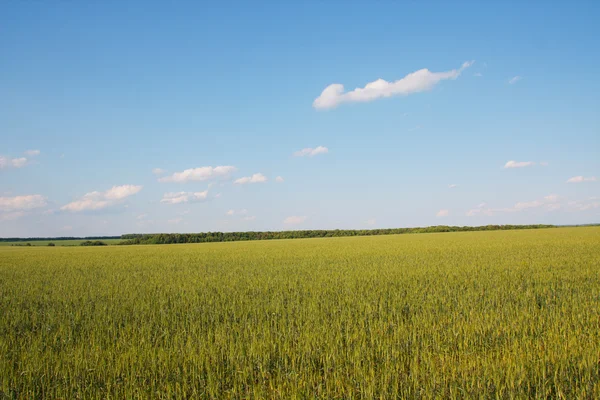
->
[{"left": 1, "top": 1, "right": 599, "bottom": 237}]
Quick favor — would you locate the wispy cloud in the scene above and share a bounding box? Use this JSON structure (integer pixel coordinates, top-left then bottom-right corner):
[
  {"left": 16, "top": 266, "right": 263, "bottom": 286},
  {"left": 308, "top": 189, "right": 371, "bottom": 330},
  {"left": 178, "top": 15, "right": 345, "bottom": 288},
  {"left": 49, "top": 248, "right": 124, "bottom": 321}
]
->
[
  {"left": 0, "top": 194, "right": 47, "bottom": 211},
  {"left": 508, "top": 76, "right": 522, "bottom": 84},
  {"left": 566, "top": 176, "right": 597, "bottom": 183},
  {"left": 293, "top": 146, "right": 328, "bottom": 157},
  {"left": 283, "top": 216, "right": 307, "bottom": 225},
  {"left": 0, "top": 156, "right": 28, "bottom": 169},
  {"left": 159, "top": 166, "right": 236, "bottom": 183},
  {"left": 152, "top": 168, "right": 165, "bottom": 175},
  {"left": 62, "top": 185, "right": 142, "bottom": 212},
  {"left": 234, "top": 173, "right": 267, "bottom": 184},
  {"left": 313, "top": 61, "right": 474, "bottom": 109},
  {"left": 275, "top": 176, "right": 284, "bottom": 183},
  {"left": 24, "top": 150, "right": 40, "bottom": 156},
  {"left": 160, "top": 191, "right": 209, "bottom": 205},
  {"left": 504, "top": 160, "right": 535, "bottom": 169},
  {"left": 436, "top": 209, "right": 449, "bottom": 217},
  {"left": 474, "top": 72, "right": 483, "bottom": 77},
  {"left": 448, "top": 184, "right": 458, "bottom": 189}
]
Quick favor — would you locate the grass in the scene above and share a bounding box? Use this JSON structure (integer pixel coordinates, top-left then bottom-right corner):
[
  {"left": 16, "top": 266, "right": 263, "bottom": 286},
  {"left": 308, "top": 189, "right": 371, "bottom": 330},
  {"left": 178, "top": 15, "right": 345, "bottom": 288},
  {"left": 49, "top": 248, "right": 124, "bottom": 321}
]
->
[
  {"left": 1, "top": 227, "right": 599, "bottom": 398},
  {"left": 0, "top": 239, "right": 122, "bottom": 246}
]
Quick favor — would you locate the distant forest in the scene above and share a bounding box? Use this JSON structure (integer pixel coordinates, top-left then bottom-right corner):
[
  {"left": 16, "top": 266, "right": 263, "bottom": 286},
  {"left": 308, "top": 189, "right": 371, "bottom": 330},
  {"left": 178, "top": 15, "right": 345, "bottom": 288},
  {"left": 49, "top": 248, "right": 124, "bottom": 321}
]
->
[
  {"left": 0, "top": 236, "right": 120, "bottom": 243},
  {"left": 118, "top": 225, "right": 556, "bottom": 245}
]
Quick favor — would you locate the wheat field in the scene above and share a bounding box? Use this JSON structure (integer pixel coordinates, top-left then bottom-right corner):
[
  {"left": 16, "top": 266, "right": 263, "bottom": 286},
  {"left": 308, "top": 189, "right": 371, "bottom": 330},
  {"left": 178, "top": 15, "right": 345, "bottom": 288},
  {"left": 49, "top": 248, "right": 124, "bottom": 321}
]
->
[{"left": 1, "top": 227, "right": 599, "bottom": 398}]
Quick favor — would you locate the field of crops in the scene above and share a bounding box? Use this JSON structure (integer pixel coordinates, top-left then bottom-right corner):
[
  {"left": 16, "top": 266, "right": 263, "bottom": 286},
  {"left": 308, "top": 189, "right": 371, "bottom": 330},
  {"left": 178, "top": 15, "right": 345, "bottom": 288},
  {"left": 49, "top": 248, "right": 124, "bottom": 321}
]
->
[{"left": 1, "top": 227, "right": 599, "bottom": 398}]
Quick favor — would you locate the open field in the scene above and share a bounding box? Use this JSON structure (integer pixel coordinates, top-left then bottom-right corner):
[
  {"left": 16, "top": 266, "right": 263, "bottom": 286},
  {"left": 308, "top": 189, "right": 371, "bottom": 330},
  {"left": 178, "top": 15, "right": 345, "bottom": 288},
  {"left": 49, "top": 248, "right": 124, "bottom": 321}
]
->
[
  {"left": 0, "top": 239, "right": 123, "bottom": 247},
  {"left": 1, "top": 227, "right": 599, "bottom": 398}
]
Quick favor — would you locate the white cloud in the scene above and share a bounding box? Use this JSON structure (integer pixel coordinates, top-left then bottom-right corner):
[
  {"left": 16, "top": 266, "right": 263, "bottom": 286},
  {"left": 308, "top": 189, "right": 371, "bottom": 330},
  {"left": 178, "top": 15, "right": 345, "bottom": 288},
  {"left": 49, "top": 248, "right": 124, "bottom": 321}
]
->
[
  {"left": 313, "top": 61, "right": 474, "bottom": 109},
  {"left": 158, "top": 166, "right": 236, "bottom": 183},
  {"left": 0, "top": 156, "right": 28, "bottom": 169},
  {"left": 275, "top": 176, "right": 284, "bottom": 183},
  {"left": 568, "top": 199, "right": 600, "bottom": 211},
  {"left": 0, "top": 194, "right": 47, "bottom": 211},
  {"left": 24, "top": 150, "right": 40, "bottom": 156},
  {"left": 508, "top": 76, "right": 522, "bottom": 84},
  {"left": 566, "top": 176, "right": 597, "bottom": 183},
  {"left": 61, "top": 185, "right": 142, "bottom": 212},
  {"left": 234, "top": 173, "right": 267, "bottom": 184},
  {"left": 544, "top": 194, "right": 559, "bottom": 202},
  {"left": 293, "top": 146, "right": 329, "bottom": 157},
  {"left": 226, "top": 209, "right": 247, "bottom": 216},
  {"left": 160, "top": 191, "right": 208, "bottom": 205},
  {"left": 104, "top": 185, "right": 142, "bottom": 200},
  {"left": 448, "top": 184, "right": 458, "bottom": 189},
  {"left": 284, "top": 216, "right": 307, "bottom": 225},
  {"left": 504, "top": 160, "right": 535, "bottom": 169},
  {"left": 152, "top": 168, "right": 165, "bottom": 175},
  {"left": 436, "top": 209, "right": 449, "bottom": 217}
]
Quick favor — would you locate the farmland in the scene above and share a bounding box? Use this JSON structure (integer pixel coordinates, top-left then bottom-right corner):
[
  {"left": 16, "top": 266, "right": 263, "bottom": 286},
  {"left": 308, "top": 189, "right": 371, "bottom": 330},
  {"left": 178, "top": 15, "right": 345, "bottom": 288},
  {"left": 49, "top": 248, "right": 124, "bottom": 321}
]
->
[{"left": 1, "top": 227, "right": 599, "bottom": 398}]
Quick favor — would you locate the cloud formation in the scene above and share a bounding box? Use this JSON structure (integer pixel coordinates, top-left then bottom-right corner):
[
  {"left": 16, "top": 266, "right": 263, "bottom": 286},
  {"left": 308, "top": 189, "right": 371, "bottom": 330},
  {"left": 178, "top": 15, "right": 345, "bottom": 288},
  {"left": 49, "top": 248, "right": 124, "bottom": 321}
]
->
[
  {"left": 284, "top": 216, "right": 307, "bottom": 225},
  {"left": 159, "top": 166, "right": 236, "bottom": 183},
  {"left": 313, "top": 61, "right": 474, "bottom": 109},
  {"left": 160, "top": 191, "right": 209, "bottom": 205},
  {"left": 62, "top": 185, "right": 142, "bottom": 212},
  {"left": 448, "top": 184, "right": 458, "bottom": 189},
  {"left": 0, "top": 194, "right": 47, "bottom": 211},
  {"left": 566, "top": 176, "right": 597, "bottom": 183},
  {"left": 234, "top": 173, "right": 267, "bottom": 184},
  {"left": 275, "top": 176, "right": 284, "bottom": 183},
  {"left": 504, "top": 160, "right": 535, "bottom": 169},
  {"left": 24, "top": 150, "right": 40, "bottom": 156},
  {"left": 152, "top": 168, "right": 165, "bottom": 175},
  {"left": 293, "top": 146, "right": 329, "bottom": 157},
  {"left": 508, "top": 76, "right": 522, "bottom": 84},
  {"left": 436, "top": 209, "right": 449, "bottom": 217},
  {"left": 0, "top": 156, "right": 28, "bottom": 169}
]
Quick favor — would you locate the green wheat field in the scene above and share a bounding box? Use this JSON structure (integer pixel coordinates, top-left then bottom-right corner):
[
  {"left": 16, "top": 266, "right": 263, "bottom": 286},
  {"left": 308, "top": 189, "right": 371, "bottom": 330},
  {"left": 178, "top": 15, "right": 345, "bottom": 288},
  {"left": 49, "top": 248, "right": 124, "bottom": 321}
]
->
[{"left": 1, "top": 227, "right": 599, "bottom": 399}]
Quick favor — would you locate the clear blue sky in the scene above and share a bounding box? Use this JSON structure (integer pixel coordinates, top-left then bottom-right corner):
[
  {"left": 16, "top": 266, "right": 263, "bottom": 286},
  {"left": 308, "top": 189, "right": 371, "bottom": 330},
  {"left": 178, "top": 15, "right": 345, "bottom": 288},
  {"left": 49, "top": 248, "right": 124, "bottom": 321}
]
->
[{"left": 1, "top": 1, "right": 599, "bottom": 237}]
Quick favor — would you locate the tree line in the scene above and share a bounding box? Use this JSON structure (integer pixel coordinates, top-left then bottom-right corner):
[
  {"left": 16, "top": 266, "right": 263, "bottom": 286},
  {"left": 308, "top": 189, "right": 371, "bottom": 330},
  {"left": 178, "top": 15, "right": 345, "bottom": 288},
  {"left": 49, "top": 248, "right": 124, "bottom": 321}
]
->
[{"left": 119, "top": 225, "right": 555, "bottom": 245}]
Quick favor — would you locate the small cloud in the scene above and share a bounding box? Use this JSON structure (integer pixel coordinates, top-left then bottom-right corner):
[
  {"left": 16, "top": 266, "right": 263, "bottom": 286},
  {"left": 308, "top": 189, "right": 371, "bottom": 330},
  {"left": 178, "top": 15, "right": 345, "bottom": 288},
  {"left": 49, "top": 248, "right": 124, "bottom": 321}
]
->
[
  {"left": 234, "top": 173, "right": 267, "bottom": 184},
  {"left": 508, "top": 76, "right": 522, "bottom": 85},
  {"left": 226, "top": 209, "right": 235, "bottom": 216},
  {"left": 540, "top": 161, "right": 549, "bottom": 166},
  {"left": 293, "top": 146, "right": 329, "bottom": 157},
  {"left": 275, "top": 176, "right": 284, "bottom": 183},
  {"left": 159, "top": 166, "right": 236, "bottom": 183},
  {"left": 284, "top": 215, "right": 307, "bottom": 225},
  {"left": 436, "top": 209, "right": 449, "bottom": 217},
  {"left": 62, "top": 185, "right": 143, "bottom": 212},
  {"left": 24, "top": 150, "right": 40, "bottom": 156},
  {"left": 448, "top": 184, "right": 458, "bottom": 189},
  {"left": 474, "top": 72, "right": 483, "bottom": 77},
  {"left": 152, "top": 168, "right": 165, "bottom": 175},
  {"left": 160, "top": 191, "right": 209, "bottom": 205},
  {"left": 504, "top": 160, "right": 535, "bottom": 169},
  {"left": 243, "top": 216, "right": 256, "bottom": 221},
  {"left": 0, "top": 156, "right": 28, "bottom": 169},
  {"left": 313, "top": 61, "right": 474, "bottom": 109},
  {"left": 513, "top": 200, "right": 543, "bottom": 210},
  {"left": 0, "top": 194, "right": 47, "bottom": 211},
  {"left": 366, "top": 218, "right": 376, "bottom": 226},
  {"left": 566, "top": 176, "right": 597, "bottom": 183},
  {"left": 544, "top": 194, "right": 559, "bottom": 202}
]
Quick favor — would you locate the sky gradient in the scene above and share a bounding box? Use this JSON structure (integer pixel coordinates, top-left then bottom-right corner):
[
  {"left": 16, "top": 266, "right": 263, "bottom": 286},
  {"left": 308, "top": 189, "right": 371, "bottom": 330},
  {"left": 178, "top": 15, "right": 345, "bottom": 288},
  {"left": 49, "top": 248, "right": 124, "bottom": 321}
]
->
[{"left": 1, "top": 1, "right": 599, "bottom": 237}]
